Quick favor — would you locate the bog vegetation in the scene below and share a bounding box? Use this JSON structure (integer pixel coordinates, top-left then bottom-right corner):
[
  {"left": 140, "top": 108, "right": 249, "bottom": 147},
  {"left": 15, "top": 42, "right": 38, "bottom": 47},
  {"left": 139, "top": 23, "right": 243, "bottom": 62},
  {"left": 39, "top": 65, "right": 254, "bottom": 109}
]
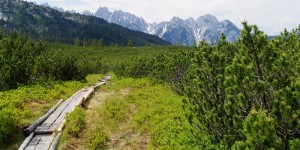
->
[
  {"left": 115, "top": 22, "right": 300, "bottom": 149},
  {"left": 59, "top": 77, "right": 198, "bottom": 149},
  {"left": 1, "top": 22, "right": 300, "bottom": 149},
  {"left": 0, "top": 30, "right": 89, "bottom": 91}
]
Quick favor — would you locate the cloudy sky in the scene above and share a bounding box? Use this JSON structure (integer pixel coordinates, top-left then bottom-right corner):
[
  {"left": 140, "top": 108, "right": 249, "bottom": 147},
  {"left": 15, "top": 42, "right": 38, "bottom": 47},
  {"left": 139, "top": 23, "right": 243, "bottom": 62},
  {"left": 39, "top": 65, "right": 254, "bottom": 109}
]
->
[{"left": 27, "top": 0, "right": 299, "bottom": 35}]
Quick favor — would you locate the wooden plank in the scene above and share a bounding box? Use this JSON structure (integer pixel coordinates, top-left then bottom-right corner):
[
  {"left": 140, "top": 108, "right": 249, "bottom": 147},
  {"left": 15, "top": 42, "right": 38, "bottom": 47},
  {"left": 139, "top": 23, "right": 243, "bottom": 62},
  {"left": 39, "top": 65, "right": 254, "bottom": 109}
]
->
[
  {"left": 27, "top": 135, "right": 43, "bottom": 146},
  {"left": 50, "top": 96, "right": 81, "bottom": 126},
  {"left": 24, "top": 99, "right": 64, "bottom": 136},
  {"left": 47, "top": 91, "right": 86, "bottom": 131},
  {"left": 34, "top": 134, "right": 55, "bottom": 150},
  {"left": 25, "top": 135, "right": 43, "bottom": 150},
  {"left": 35, "top": 99, "right": 72, "bottom": 131},
  {"left": 82, "top": 88, "right": 94, "bottom": 101},
  {"left": 93, "top": 80, "right": 107, "bottom": 88},
  {"left": 34, "top": 130, "right": 53, "bottom": 135},
  {"left": 35, "top": 91, "right": 84, "bottom": 132},
  {"left": 24, "top": 145, "right": 36, "bottom": 150},
  {"left": 49, "top": 132, "right": 62, "bottom": 150},
  {"left": 41, "top": 89, "right": 84, "bottom": 124},
  {"left": 18, "top": 132, "right": 34, "bottom": 150}
]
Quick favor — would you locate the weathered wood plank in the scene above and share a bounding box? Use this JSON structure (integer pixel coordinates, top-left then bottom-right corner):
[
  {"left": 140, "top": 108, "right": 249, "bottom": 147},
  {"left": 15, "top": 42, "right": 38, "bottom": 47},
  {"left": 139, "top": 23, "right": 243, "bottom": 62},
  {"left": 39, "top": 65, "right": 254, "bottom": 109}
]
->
[
  {"left": 24, "top": 99, "right": 64, "bottom": 136},
  {"left": 46, "top": 91, "right": 86, "bottom": 131},
  {"left": 49, "top": 132, "right": 62, "bottom": 150},
  {"left": 35, "top": 91, "right": 83, "bottom": 132},
  {"left": 25, "top": 135, "right": 42, "bottom": 150},
  {"left": 37, "top": 89, "right": 84, "bottom": 130},
  {"left": 24, "top": 145, "right": 36, "bottom": 150},
  {"left": 34, "top": 134, "right": 55, "bottom": 150},
  {"left": 28, "top": 135, "right": 43, "bottom": 146},
  {"left": 35, "top": 99, "right": 72, "bottom": 131},
  {"left": 18, "top": 132, "right": 34, "bottom": 150}
]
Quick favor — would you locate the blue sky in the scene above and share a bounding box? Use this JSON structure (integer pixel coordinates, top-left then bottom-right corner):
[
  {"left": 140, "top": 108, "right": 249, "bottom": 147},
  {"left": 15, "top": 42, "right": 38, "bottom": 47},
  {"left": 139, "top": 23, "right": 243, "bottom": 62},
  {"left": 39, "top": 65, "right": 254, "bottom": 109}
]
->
[{"left": 27, "top": 0, "right": 300, "bottom": 35}]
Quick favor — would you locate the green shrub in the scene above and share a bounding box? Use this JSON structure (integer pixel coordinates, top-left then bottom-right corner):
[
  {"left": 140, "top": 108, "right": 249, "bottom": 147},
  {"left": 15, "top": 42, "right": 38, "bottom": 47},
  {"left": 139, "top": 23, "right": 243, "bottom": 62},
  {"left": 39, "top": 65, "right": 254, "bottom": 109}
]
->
[
  {"left": 0, "top": 105, "right": 24, "bottom": 142},
  {"left": 289, "top": 139, "right": 300, "bottom": 150},
  {"left": 86, "top": 125, "right": 109, "bottom": 150},
  {"left": 0, "top": 30, "right": 89, "bottom": 91},
  {"left": 64, "top": 107, "right": 85, "bottom": 138}
]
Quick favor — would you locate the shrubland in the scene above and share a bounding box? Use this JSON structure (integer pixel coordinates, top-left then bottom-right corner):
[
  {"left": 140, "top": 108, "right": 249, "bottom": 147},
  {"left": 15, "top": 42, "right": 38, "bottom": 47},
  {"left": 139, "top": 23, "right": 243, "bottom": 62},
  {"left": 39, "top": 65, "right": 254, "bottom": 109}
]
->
[
  {"left": 0, "top": 30, "right": 88, "bottom": 91},
  {"left": 1, "top": 21, "right": 300, "bottom": 149},
  {"left": 115, "top": 22, "right": 300, "bottom": 149}
]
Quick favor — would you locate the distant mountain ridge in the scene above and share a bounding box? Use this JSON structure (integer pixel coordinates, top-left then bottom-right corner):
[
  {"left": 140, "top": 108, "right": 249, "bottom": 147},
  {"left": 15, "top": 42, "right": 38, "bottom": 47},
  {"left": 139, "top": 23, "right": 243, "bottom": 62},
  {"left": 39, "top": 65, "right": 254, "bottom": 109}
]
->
[
  {"left": 0, "top": 0, "right": 169, "bottom": 46},
  {"left": 92, "top": 7, "right": 241, "bottom": 46}
]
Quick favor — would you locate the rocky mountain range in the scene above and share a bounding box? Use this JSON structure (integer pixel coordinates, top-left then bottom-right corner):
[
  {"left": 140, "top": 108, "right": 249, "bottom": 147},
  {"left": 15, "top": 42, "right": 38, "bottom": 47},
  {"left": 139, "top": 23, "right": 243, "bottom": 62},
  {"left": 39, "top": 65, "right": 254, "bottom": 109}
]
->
[
  {"left": 0, "top": 0, "right": 169, "bottom": 46},
  {"left": 91, "top": 7, "right": 241, "bottom": 46},
  {"left": 36, "top": 3, "right": 241, "bottom": 46}
]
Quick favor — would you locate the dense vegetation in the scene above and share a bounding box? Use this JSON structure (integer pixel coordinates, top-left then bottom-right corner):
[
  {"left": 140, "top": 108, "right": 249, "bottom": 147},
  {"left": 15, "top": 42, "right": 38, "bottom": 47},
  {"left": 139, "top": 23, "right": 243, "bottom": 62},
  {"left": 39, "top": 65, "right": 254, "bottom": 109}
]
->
[
  {"left": 0, "top": 0, "right": 169, "bottom": 46},
  {"left": 115, "top": 22, "right": 300, "bottom": 149},
  {"left": 0, "top": 30, "right": 88, "bottom": 91},
  {"left": 185, "top": 23, "right": 300, "bottom": 149},
  {"left": 1, "top": 10, "right": 299, "bottom": 148},
  {"left": 47, "top": 43, "right": 187, "bottom": 74}
]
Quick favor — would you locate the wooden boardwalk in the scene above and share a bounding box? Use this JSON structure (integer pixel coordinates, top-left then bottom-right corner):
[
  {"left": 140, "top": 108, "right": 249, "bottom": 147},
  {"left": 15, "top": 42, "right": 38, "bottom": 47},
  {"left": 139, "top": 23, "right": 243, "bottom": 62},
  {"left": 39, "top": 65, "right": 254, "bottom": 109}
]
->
[{"left": 19, "top": 75, "right": 112, "bottom": 150}]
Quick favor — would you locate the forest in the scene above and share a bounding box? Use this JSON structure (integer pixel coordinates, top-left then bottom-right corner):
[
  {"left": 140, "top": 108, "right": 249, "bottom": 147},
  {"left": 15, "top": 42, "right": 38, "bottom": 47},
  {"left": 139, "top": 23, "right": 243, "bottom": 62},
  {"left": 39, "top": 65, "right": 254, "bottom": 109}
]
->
[
  {"left": 0, "top": 0, "right": 169, "bottom": 46},
  {"left": 1, "top": 22, "right": 300, "bottom": 149}
]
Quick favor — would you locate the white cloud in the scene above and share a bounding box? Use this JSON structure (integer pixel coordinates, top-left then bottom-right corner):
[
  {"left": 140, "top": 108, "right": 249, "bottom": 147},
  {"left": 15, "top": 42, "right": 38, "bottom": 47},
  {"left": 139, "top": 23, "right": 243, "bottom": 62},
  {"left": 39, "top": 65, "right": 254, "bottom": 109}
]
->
[{"left": 27, "top": 0, "right": 300, "bottom": 35}]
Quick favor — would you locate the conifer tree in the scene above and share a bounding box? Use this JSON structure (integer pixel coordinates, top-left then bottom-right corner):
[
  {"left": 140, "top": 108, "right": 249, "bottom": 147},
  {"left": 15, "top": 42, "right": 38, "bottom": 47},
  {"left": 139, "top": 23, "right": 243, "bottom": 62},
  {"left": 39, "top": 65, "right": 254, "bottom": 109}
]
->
[{"left": 184, "top": 22, "right": 300, "bottom": 148}]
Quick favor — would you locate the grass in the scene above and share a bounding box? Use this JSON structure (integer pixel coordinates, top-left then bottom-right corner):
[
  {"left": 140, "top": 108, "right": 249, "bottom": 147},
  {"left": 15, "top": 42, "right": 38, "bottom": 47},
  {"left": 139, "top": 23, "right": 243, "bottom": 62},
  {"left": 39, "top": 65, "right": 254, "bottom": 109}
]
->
[
  {"left": 59, "top": 75, "right": 199, "bottom": 149},
  {"left": 0, "top": 74, "right": 104, "bottom": 149}
]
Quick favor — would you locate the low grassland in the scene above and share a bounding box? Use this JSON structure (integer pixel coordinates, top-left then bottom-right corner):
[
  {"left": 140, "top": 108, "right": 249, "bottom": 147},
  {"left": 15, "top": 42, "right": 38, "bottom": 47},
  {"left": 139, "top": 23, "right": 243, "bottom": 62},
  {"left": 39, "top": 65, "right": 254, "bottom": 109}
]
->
[{"left": 59, "top": 76, "right": 199, "bottom": 149}]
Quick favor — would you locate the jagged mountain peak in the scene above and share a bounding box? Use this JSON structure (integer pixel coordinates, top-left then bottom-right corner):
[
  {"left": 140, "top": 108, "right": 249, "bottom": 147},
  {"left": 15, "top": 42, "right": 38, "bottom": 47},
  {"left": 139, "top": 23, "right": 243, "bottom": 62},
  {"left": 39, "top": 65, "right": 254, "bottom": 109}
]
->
[
  {"left": 186, "top": 17, "right": 195, "bottom": 22},
  {"left": 94, "top": 7, "right": 148, "bottom": 32},
  {"left": 197, "top": 14, "right": 219, "bottom": 26},
  {"left": 170, "top": 16, "right": 184, "bottom": 22},
  {"left": 219, "top": 19, "right": 235, "bottom": 27},
  {"left": 218, "top": 19, "right": 241, "bottom": 42},
  {"left": 90, "top": 7, "right": 240, "bottom": 46},
  {"left": 97, "top": 7, "right": 109, "bottom": 11}
]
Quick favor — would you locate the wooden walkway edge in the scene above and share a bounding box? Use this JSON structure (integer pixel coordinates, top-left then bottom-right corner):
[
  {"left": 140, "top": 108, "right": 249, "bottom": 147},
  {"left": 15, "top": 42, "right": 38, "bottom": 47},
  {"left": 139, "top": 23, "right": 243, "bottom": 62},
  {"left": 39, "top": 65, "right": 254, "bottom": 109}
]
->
[{"left": 18, "top": 75, "right": 112, "bottom": 150}]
